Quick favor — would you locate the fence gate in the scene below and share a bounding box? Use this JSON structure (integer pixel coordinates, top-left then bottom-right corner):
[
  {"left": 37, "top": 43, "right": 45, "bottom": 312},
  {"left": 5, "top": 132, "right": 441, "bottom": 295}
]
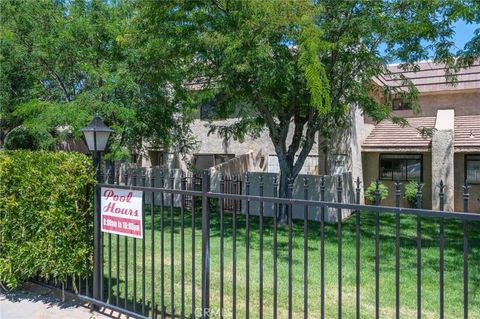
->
[{"left": 73, "top": 169, "right": 480, "bottom": 319}]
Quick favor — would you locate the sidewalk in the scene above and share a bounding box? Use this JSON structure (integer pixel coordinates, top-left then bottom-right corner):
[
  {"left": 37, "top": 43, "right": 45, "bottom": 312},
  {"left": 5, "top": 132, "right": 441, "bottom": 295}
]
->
[{"left": 0, "top": 282, "right": 124, "bottom": 319}]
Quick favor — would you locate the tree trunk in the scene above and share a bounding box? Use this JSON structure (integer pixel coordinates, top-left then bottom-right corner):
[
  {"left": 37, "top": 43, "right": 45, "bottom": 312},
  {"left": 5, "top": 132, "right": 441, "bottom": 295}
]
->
[{"left": 278, "top": 168, "right": 291, "bottom": 224}]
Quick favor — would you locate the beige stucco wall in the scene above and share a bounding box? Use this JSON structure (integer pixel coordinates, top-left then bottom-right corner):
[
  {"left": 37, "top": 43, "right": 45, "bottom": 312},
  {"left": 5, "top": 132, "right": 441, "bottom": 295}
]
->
[
  {"left": 454, "top": 153, "right": 480, "bottom": 213},
  {"left": 181, "top": 119, "right": 319, "bottom": 171},
  {"left": 366, "top": 91, "right": 480, "bottom": 124},
  {"left": 362, "top": 152, "right": 433, "bottom": 209},
  {"left": 318, "top": 106, "right": 374, "bottom": 203}
]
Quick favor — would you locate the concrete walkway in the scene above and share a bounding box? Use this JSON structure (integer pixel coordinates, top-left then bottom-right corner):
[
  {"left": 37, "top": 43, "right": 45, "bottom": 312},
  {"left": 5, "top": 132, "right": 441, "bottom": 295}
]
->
[{"left": 0, "top": 282, "right": 125, "bottom": 319}]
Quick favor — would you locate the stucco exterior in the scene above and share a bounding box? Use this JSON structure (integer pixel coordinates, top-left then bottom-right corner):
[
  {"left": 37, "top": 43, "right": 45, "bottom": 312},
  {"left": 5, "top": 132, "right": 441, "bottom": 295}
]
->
[
  {"left": 362, "top": 151, "right": 433, "bottom": 209},
  {"left": 359, "top": 62, "right": 480, "bottom": 212}
]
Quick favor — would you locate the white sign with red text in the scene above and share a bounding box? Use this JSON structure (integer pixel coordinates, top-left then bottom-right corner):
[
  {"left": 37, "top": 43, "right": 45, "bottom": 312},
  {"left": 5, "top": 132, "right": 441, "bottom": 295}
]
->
[{"left": 101, "top": 187, "right": 143, "bottom": 238}]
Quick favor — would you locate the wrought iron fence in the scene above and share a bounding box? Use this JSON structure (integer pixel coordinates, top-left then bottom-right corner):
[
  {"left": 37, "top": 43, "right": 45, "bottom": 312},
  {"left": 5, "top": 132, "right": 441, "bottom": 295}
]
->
[{"left": 36, "top": 168, "right": 479, "bottom": 319}]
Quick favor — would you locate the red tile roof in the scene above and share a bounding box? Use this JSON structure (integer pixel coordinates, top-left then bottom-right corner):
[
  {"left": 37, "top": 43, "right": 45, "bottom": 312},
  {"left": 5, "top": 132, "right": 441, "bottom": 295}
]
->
[
  {"left": 455, "top": 115, "right": 480, "bottom": 148},
  {"left": 363, "top": 115, "right": 480, "bottom": 150},
  {"left": 373, "top": 61, "right": 480, "bottom": 93},
  {"left": 363, "top": 117, "right": 436, "bottom": 149}
]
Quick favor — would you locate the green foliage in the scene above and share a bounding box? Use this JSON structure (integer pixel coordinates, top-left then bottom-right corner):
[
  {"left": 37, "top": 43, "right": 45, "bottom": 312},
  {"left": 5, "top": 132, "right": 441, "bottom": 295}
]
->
[
  {"left": 0, "top": 151, "right": 95, "bottom": 289},
  {"left": 144, "top": 0, "right": 478, "bottom": 196},
  {"left": 365, "top": 181, "right": 389, "bottom": 204},
  {"left": 404, "top": 180, "right": 420, "bottom": 205},
  {"left": 4, "top": 126, "right": 52, "bottom": 150},
  {"left": 0, "top": 0, "right": 195, "bottom": 158}
]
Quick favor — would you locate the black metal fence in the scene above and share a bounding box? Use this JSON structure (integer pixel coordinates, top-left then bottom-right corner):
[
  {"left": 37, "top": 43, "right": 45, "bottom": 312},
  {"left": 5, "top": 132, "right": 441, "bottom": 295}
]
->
[{"left": 38, "top": 169, "right": 480, "bottom": 319}]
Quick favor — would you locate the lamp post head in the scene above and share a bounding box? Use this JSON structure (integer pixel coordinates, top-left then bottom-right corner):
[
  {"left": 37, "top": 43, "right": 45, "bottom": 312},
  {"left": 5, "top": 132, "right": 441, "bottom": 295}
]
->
[{"left": 80, "top": 115, "right": 114, "bottom": 152}]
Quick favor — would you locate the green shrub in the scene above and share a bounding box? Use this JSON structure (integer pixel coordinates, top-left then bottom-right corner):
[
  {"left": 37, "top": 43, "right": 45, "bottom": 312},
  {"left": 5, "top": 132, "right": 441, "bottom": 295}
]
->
[
  {"left": 404, "top": 180, "right": 419, "bottom": 206},
  {"left": 0, "top": 150, "right": 94, "bottom": 289},
  {"left": 4, "top": 126, "right": 53, "bottom": 150},
  {"left": 365, "top": 181, "right": 389, "bottom": 204}
]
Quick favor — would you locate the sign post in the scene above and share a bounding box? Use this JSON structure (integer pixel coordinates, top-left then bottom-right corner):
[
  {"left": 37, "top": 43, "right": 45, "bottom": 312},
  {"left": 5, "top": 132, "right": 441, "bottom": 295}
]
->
[{"left": 101, "top": 187, "right": 144, "bottom": 239}]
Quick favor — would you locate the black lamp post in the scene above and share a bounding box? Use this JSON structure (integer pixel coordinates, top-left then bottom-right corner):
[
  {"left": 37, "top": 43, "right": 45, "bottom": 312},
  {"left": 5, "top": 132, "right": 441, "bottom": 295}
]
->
[
  {"left": 81, "top": 114, "right": 114, "bottom": 181},
  {"left": 81, "top": 114, "right": 113, "bottom": 304}
]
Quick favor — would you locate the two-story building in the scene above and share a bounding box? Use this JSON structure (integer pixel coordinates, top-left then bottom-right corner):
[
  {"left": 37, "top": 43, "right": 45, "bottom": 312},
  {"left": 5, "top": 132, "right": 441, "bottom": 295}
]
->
[
  {"left": 323, "top": 61, "right": 479, "bottom": 212},
  {"left": 143, "top": 61, "right": 479, "bottom": 212}
]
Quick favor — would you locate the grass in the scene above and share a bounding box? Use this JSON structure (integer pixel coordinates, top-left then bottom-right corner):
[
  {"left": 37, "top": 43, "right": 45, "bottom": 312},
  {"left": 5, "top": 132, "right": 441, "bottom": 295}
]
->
[{"left": 102, "top": 204, "right": 480, "bottom": 319}]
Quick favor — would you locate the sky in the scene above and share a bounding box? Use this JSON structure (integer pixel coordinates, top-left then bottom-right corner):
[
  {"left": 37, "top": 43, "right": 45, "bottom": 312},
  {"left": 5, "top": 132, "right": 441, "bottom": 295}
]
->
[{"left": 452, "top": 20, "right": 478, "bottom": 50}]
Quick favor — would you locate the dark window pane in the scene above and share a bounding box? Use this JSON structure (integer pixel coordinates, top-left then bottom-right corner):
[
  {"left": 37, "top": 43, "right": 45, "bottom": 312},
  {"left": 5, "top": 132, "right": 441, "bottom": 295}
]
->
[
  {"left": 392, "top": 159, "right": 406, "bottom": 181},
  {"left": 466, "top": 156, "right": 480, "bottom": 183},
  {"left": 380, "top": 159, "right": 393, "bottom": 180},
  {"left": 406, "top": 160, "right": 421, "bottom": 181},
  {"left": 379, "top": 154, "right": 422, "bottom": 181}
]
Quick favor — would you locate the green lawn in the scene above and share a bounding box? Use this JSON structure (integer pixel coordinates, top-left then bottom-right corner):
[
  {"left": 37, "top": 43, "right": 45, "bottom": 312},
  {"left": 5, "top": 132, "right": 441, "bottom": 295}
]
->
[{"left": 102, "top": 205, "right": 480, "bottom": 319}]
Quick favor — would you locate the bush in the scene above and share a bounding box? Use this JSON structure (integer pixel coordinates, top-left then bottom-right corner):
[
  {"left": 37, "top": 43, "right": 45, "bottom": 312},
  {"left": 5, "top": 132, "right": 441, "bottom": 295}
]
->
[
  {"left": 3, "top": 126, "right": 53, "bottom": 150},
  {"left": 0, "top": 150, "right": 94, "bottom": 289},
  {"left": 404, "top": 180, "right": 419, "bottom": 206},
  {"left": 365, "top": 181, "right": 389, "bottom": 204}
]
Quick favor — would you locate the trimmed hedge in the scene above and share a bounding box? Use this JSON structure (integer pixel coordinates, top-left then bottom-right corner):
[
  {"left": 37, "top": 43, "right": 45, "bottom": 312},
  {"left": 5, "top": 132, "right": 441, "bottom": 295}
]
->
[{"left": 0, "top": 150, "right": 95, "bottom": 289}]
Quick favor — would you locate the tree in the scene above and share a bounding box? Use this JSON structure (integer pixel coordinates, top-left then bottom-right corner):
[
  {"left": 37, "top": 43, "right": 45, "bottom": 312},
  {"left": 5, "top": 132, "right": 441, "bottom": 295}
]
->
[
  {"left": 142, "top": 0, "right": 478, "bottom": 220},
  {"left": 0, "top": 0, "right": 195, "bottom": 159}
]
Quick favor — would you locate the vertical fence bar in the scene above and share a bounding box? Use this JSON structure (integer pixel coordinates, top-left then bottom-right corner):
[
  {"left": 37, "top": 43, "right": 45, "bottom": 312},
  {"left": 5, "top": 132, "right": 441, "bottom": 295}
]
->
[
  {"left": 273, "top": 176, "right": 278, "bottom": 319},
  {"left": 463, "top": 180, "right": 469, "bottom": 319},
  {"left": 151, "top": 172, "right": 156, "bottom": 319},
  {"left": 288, "top": 178, "right": 294, "bottom": 319},
  {"left": 438, "top": 180, "right": 445, "bottom": 319},
  {"left": 142, "top": 172, "right": 146, "bottom": 316},
  {"left": 181, "top": 173, "right": 186, "bottom": 319},
  {"left": 303, "top": 177, "right": 309, "bottom": 319},
  {"left": 191, "top": 174, "right": 196, "bottom": 318},
  {"left": 160, "top": 171, "right": 165, "bottom": 319},
  {"left": 394, "top": 180, "right": 401, "bottom": 319},
  {"left": 122, "top": 171, "right": 129, "bottom": 309},
  {"left": 107, "top": 172, "right": 112, "bottom": 304},
  {"left": 170, "top": 174, "right": 175, "bottom": 317},
  {"left": 116, "top": 224, "right": 120, "bottom": 306},
  {"left": 219, "top": 174, "right": 225, "bottom": 318},
  {"left": 337, "top": 176, "right": 343, "bottom": 319},
  {"left": 201, "top": 170, "right": 211, "bottom": 319},
  {"left": 232, "top": 175, "right": 238, "bottom": 319},
  {"left": 259, "top": 175, "right": 264, "bottom": 319},
  {"left": 416, "top": 183, "right": 423, "bottom": 319},
  {"left": 245, "top": 173, "right": 251, "bottom": 319},
  {"left": 320, "top": 176, "right": 325, "bottom": 319},
  {"left": 355, "top": 177, "right": 361, "bottom": 319},
  {"left": 374, "top": 179, "right": 380, "bottom": 319},
  {"left": 133, "top": 172, "right": 138, "bottom": 313}
]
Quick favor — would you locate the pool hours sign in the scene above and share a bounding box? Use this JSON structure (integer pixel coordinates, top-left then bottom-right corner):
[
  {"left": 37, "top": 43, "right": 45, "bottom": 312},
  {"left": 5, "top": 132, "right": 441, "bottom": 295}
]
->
[{"left": 101, "top": 187, "right": 143, "bottom": 238}]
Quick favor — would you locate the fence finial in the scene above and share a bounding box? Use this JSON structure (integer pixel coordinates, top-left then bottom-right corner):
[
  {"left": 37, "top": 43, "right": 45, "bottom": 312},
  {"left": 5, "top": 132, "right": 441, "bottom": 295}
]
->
[
  {"left": 463, "top": 179, "right": 470, "bottom": 212},
  {"left": 355, "top": 176, "right": 361, "bottom": 190},
  {"left": 439, "top": 180, "right": 445, "bottom": 192},
  {"left": 150, "top": 169, "right": 155, "bottom": 187},
  {"left": 159, "top": 170, "right": 164, "bottom": 187},
  {"left": 303, "top": 176, "right": 308, "bottom": 188},
  {"left": 287, "top": 176, "right": 294, "bottom": 197}
]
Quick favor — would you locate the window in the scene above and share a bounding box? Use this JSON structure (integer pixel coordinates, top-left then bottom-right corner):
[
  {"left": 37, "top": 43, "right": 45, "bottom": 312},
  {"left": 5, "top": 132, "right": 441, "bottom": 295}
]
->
[
  {"left": 149, "top": 151, "right": 164, "bottom": 166},
  {"left": 379, "top": 154, "right": 422, "bottom": 181},
  {"left": 465, "top": 155, "right": 480, "bottom": 184},
  {"left": 199, "top": 95, "right": 226, "bottom": 120},
  {"left": 392, "top": 98, "right": 412, "bottom": 110}
]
